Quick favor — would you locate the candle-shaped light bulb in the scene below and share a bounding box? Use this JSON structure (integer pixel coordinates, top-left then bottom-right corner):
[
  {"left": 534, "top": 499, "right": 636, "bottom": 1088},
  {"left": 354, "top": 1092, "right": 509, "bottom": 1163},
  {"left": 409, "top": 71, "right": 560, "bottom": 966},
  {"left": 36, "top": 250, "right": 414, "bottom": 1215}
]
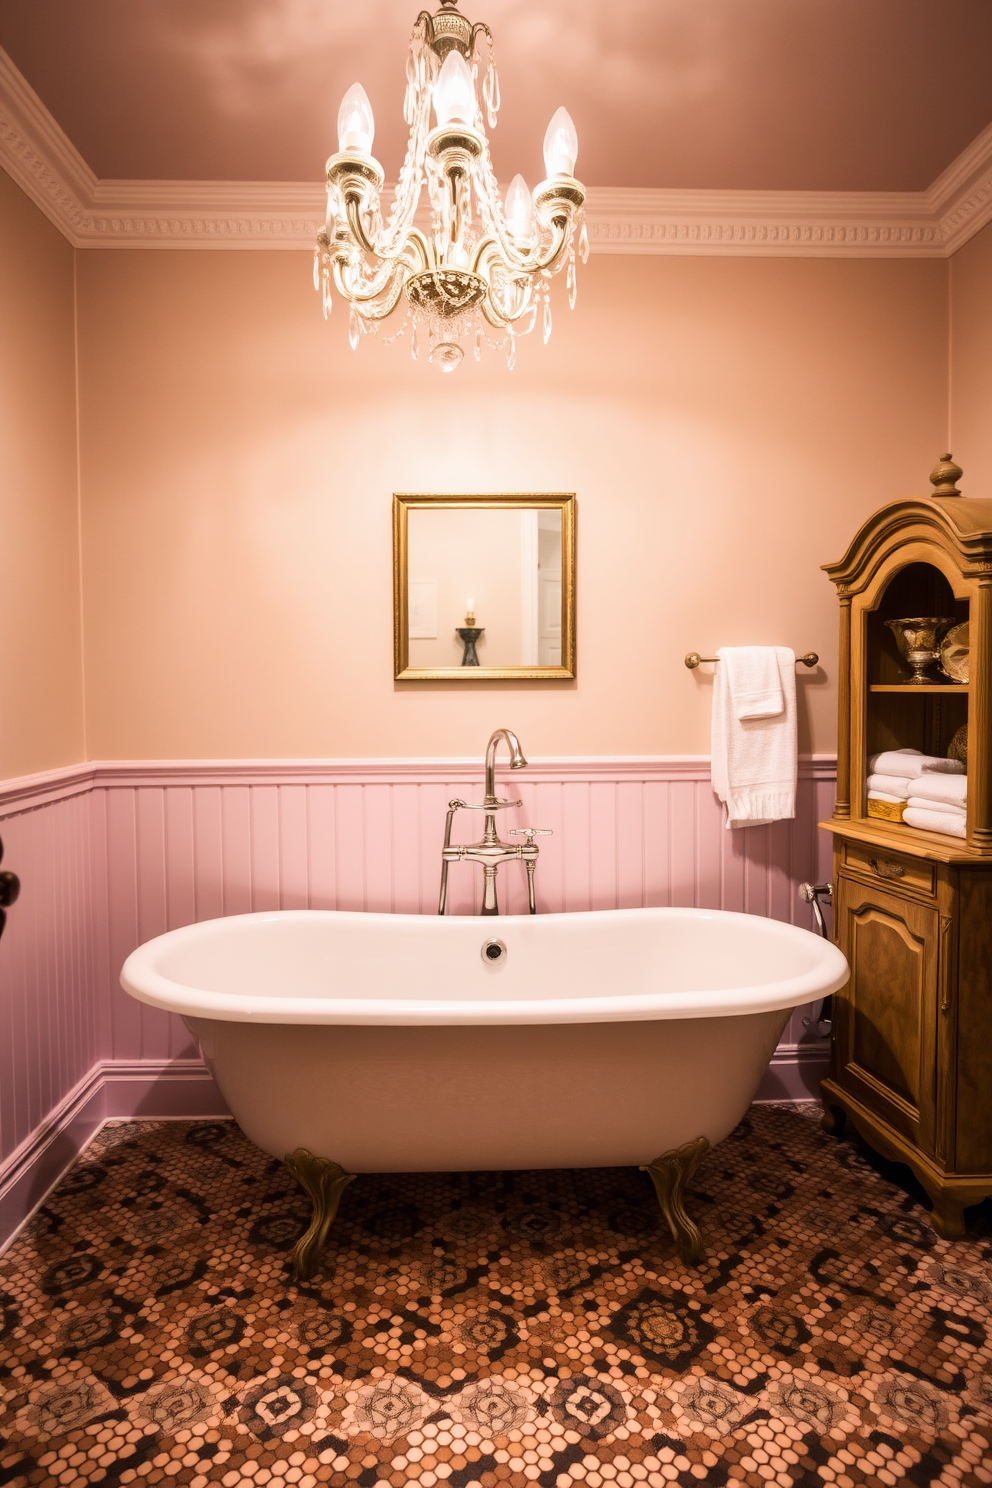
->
[
  {"left": 505, "top": 173, "right": 536, "bottom": 244},
  {"left": 337, "top": 82, "right": 375, "bottom": 155},
  {"left": 433, "top": 50, "right": 476, "bottom": 127},
  {"left": 543, "top": 106, "right": 578, "bottom": 176}
]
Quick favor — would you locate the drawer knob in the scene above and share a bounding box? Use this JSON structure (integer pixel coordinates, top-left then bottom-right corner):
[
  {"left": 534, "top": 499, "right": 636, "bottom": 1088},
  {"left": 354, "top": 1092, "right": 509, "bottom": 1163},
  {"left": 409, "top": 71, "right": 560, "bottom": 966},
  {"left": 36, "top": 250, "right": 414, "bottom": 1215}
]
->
[{"left": 868, "top": 857, "right": 906, "bottom": 879}]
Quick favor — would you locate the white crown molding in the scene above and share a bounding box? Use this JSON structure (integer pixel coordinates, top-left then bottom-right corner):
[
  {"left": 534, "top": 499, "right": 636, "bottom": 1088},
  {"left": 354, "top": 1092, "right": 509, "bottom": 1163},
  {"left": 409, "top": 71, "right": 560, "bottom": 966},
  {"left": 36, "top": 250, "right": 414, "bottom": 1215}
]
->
[
  {"left": 927, "top": 119, "right": 992, "bottom": 256},
  {"left": 583, "top": 186, "right": 945, "bottom": 257},
  {"left": 3, "top": 44, "right": 992, "bottom": 257}
]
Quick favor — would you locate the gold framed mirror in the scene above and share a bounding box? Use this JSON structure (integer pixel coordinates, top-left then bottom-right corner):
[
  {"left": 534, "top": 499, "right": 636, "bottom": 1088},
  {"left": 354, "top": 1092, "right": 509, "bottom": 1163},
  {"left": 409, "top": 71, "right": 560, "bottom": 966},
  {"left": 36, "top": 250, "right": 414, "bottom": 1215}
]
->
[{"left": 393, "top": 493, "right": 576, "bottom": 681}]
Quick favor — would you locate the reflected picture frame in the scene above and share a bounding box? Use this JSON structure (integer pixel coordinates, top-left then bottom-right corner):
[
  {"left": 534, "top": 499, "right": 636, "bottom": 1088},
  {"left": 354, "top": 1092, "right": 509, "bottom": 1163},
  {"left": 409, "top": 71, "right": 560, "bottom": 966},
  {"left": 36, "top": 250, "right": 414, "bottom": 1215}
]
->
[{"left": 393, "top": 493, "right": 576, "bottom": 680}]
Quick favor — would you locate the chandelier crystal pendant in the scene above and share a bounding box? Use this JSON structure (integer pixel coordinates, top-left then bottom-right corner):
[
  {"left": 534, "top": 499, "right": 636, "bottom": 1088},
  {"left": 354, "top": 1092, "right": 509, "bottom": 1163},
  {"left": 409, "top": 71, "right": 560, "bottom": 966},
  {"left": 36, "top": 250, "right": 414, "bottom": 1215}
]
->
[{"left": 313, "top": 0, "right": 588, "bottom": 372}]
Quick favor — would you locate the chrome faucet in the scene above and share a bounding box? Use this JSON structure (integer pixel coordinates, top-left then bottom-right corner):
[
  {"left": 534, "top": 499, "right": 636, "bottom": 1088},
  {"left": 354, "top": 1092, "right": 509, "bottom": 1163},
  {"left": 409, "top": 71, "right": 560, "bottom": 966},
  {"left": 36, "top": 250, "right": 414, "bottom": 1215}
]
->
[{"left": 438, "top": 728, "right": 552, "bottom": 916}]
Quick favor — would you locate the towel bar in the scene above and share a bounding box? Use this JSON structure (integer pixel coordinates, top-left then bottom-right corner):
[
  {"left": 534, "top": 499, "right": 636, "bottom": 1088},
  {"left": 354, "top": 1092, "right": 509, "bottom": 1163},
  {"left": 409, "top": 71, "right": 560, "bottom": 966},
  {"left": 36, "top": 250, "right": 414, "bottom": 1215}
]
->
[{"left": 685, "top": 651, "right": 818, "bottom": 669}]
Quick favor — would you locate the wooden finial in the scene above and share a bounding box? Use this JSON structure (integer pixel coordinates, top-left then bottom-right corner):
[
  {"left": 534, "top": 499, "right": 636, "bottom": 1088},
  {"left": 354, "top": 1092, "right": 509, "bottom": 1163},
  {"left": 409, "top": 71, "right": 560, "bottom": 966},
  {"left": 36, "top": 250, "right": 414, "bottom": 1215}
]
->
[{"left": 930, "top": 453, "right": 963, "bottom": 497}]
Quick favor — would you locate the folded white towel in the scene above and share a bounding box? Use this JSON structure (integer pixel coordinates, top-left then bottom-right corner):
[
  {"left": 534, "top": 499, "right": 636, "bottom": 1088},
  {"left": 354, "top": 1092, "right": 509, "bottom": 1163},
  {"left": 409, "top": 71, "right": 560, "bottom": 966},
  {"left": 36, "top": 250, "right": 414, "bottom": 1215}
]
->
[
  {"left": 869, "top": 790, "right": 907, "bottom": 805},
  {"left": 908, "top": 796, "right": 966, "bottom": 816},
  {"left": 904, "top": 806, "right": 967, "bottom": 839},
  {"left": 867, "top": 773, "right": 911, "bottom": 797},
  {"left": 711, "top": 647, "right": 797, "bottom": 827},
  {"left": 868, "top": 749, "right": 922, "bottom": 777},
  {"left": 724, "top": 648, "right": 784, "bottom": 720},
  {"left": 869, "top": 748, "right": 965, "bottom": 777},
  {"left": 905, "top": 774, "right": 967, "bottom": 810}
]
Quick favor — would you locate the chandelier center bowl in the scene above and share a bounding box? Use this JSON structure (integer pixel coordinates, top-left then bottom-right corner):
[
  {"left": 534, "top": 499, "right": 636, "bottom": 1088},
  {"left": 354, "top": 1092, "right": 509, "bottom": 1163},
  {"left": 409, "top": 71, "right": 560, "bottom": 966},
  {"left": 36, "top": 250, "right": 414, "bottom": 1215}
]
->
[{"left": 405, "top": 268, "right": 488, "bottom": 318}]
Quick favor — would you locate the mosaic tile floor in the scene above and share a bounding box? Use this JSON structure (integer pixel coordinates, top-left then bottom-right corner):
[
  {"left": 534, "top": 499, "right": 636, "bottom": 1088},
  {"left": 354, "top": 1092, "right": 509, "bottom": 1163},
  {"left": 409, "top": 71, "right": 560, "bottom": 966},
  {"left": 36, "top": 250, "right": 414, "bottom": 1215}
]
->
[{"left": 1, "top": 1106, "right": 991, "bottom": 1488}]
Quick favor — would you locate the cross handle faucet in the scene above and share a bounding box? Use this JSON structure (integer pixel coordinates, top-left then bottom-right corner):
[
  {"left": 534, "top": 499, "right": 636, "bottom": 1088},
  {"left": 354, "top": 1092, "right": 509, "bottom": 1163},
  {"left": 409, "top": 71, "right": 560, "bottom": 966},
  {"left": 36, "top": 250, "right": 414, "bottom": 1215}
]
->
[{"left": 438, "top": 730, "right": 552, "bottom": 916}]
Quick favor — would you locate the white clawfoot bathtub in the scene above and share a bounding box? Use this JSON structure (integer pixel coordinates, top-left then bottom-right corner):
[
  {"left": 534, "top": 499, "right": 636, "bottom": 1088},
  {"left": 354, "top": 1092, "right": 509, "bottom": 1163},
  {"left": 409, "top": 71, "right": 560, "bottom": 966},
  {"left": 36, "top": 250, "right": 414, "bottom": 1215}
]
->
[{"left": 121, "top": 907, "right": 848, "bottom": 1173}]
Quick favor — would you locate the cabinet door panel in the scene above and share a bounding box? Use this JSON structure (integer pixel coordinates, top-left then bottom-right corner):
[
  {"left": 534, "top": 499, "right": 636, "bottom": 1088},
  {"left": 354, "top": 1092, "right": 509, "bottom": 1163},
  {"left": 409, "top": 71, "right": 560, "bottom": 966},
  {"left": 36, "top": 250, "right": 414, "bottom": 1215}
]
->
[{"left": 835, "top": 875, "right": 938, "bottom": 1151}]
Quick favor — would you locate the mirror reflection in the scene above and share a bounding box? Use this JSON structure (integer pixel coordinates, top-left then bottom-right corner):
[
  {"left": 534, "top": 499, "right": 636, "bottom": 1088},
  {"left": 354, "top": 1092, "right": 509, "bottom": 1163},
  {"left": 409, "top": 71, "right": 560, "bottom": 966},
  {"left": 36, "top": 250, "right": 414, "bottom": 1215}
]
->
[{"left": 393, "top": 495, "right": 575, "bottom": 680}]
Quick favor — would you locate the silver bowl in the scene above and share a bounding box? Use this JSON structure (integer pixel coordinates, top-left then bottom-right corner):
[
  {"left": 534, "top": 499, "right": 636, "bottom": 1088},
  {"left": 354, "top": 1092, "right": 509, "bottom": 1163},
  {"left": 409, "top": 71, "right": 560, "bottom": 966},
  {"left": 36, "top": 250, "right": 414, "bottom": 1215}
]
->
[{"left": 885, "top": 617, "right": 957, "bottom": 685}]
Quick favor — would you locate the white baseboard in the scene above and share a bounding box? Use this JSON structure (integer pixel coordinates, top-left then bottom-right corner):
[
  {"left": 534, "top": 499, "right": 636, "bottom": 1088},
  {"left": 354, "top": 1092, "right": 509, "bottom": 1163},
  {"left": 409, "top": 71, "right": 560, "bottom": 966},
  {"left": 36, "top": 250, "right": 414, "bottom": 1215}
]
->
[
  {"left": 0, "top": 1058, "right": 230, "bottom": 1255},
  {"left": 0, "top": 1043, "right": 827, "bottom": 1256},
  {"left": 754, "top": 1042, "right": 829, "bottom": 1103}
]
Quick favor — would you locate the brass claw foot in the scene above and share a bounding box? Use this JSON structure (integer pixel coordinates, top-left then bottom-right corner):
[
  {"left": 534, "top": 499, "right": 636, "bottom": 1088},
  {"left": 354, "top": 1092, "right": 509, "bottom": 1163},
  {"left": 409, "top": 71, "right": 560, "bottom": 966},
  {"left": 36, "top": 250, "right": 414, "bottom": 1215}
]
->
[
  {"left": 640, "top": 1136, "right": 710, "bottom": 1264},
  {"left": 284, "top": 1148, "right": 356, "bottom": 1281}
]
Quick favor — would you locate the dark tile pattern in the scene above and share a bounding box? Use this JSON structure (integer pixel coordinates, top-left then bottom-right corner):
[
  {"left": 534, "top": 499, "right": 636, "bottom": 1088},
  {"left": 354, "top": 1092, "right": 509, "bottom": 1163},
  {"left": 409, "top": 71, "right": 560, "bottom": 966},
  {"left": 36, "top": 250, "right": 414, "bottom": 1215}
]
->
[{"left": 1, "top": 1106, "right": 991, "bottom": 1486}]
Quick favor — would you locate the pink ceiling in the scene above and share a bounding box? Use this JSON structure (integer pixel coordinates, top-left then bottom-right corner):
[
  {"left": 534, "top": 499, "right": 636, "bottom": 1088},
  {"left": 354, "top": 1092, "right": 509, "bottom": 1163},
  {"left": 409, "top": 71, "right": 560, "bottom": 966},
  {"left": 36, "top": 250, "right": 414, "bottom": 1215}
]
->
[{"left": 1, "top": 0, "right": 991, "bottom": 191}]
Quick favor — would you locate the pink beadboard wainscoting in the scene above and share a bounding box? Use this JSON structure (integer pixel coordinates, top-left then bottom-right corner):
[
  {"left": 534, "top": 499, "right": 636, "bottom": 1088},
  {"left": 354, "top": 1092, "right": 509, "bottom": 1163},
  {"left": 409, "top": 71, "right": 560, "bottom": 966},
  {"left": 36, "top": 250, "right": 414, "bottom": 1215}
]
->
[{"left": 0, "top": 756, "right": 836, "bottom": 1250}]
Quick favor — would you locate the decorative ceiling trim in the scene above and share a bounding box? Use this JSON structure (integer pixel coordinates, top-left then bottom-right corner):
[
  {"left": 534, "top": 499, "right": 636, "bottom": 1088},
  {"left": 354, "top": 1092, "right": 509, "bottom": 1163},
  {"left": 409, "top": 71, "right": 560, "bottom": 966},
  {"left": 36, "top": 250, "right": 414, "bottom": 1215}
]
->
[{"left": 3, "top": 46, "right": 992, "bottom": 258}]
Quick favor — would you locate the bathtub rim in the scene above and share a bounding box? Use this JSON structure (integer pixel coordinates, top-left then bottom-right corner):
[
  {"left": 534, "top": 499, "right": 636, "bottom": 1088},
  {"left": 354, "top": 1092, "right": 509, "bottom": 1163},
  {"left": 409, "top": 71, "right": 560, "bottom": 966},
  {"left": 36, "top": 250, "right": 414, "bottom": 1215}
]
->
[{"left": 120, "top": 906, "right": 849, "bottom": 1027}]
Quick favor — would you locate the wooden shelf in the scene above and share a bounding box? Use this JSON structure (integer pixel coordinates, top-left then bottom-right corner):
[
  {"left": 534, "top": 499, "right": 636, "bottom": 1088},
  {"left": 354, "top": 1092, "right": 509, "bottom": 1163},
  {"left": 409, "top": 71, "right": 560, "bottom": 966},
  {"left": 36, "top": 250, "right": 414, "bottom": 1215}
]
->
[
  {"left": 869, "top": 683, "right": 968, "bottom": 693},
  {"left": 820, "top": 817, "right": 982, "bottom": 864}
]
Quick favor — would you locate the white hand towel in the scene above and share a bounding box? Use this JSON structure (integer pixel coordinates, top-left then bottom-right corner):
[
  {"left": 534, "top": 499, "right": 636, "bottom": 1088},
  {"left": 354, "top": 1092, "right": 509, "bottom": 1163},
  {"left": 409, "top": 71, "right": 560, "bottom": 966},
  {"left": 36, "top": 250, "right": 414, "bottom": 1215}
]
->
[
  {"left": 724, "top": 648, "right": 784, "bottom": 720},
  {"left": 711, "top": 647, "right": 797, "bottom": 827},
  {"left": 905, "top": 774, "right": 968, "bottom": 810},
  {"left": 904, "top": 805, "right": 967, "bottom": 839},
  {"left": 868, "top": 790, "right": 907, "bottom": 805},
  {"left": 867, "top": 773, "right": 912, "bottom": 797},
  {"left": 908, "top": 796, "right": 965, "bottom": 817}
]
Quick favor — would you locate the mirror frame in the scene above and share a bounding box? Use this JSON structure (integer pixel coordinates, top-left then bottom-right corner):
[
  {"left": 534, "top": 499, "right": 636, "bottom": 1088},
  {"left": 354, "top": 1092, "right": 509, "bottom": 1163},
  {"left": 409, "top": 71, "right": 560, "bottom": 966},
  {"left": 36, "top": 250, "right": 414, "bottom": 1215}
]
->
[{"left": 393, "top": 492, "right": 576, "bottom": 681}]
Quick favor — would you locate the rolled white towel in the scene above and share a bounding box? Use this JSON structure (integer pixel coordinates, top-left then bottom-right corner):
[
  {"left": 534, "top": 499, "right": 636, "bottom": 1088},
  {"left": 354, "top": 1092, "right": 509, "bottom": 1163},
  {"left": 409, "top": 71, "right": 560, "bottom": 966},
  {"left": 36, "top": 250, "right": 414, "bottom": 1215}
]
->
[
  {"left": 905, "top": 774, "right": 967, "bottom": 810},
  {"left": 907, "top": 795, "right": 966, "bottom": 816},
  {"left": 867, "top": 773, "right": 911, "bottom": 797},
  {"left": 904, "top": 805, "right": 967, "bottom": 839},
  {"left": 869, "top": 748, "right": 964, "bottom": 777},
  {"left": 869, "top": 790, "right": 908, "bottom": 805}
]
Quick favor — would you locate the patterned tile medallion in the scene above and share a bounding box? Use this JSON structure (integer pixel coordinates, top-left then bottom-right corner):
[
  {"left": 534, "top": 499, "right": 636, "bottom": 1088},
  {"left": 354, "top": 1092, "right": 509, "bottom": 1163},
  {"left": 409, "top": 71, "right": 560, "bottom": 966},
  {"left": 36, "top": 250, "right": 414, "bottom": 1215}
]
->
[{"left": 1, "top": 1106, "right": 991, "bottom": 1487}]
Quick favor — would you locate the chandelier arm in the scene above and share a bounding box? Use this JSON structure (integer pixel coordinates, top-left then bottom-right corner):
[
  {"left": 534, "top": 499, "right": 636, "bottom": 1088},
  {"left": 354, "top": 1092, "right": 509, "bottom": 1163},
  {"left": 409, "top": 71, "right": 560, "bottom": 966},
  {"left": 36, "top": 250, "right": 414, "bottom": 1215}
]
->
[
  {"left": 353, "top": 272, "right": 408, "bottom": 323},
  {"left": 481, "top": 293, "right": 537, "bottom": 332},
  {"left": 481, "top": 277, "right": 535, "bottom": 327},
  {"left": 469, "top": 219, "right": 568, "bottom": 285},
  {"left": 470, "top": 235, "right": 501, "bottom": 275},
  {"left": 345, "top": 194, "right": 377, "bottom": 256},
  {"left": 481, "top": 296, "right": 511, "bottom": 329},
  {"left": 402, "top": 227, "right": 434, "bottom": 274},
  {"left": 331, "top": 255, "right": 402, "bottom": 307},
  {"left": 472, "top": 144, "right": 572, "bottom": 274},
  {"left": 413, "top": 11, "right": 436, "bottom": 46},
  {"left": 469, "top": 21, "right": 493, "bottom": 58},
  {"left": 523, "top": 219, "right": 570, "bottom": 275}
]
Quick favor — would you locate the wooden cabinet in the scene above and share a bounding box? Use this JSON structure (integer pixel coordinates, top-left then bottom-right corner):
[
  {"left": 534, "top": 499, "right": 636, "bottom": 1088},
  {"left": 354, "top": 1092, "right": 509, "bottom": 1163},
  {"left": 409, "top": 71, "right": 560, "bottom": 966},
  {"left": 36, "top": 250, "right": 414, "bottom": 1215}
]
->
[{"left": 820, "top": 462, "right": 992, "bottom": 1236}]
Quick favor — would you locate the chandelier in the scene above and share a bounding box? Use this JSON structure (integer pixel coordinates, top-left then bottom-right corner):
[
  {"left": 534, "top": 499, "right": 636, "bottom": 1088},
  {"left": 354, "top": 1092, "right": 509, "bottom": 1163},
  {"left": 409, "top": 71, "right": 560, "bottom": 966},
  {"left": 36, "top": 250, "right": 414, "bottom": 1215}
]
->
[{"left": 313, "top": 0, "right": 587, "bottom": 372}]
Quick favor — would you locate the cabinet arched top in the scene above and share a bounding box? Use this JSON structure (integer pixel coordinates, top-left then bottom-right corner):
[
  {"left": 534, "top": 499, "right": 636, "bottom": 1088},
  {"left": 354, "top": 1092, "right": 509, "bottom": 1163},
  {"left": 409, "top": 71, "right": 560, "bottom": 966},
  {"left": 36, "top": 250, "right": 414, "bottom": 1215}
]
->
[
  {"left": 861, "top": 548, "right": 971, "bottom": 610},
  {"left": 824, "top": 498, "right": 992, "bottom": 593}
]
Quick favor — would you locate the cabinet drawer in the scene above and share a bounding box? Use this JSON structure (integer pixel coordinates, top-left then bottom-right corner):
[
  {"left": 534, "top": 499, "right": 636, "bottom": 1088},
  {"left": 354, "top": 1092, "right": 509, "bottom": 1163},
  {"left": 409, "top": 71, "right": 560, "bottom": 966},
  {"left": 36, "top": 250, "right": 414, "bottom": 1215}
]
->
[{"left": 842, "top": 842, "right": 936, "bottom": 897}]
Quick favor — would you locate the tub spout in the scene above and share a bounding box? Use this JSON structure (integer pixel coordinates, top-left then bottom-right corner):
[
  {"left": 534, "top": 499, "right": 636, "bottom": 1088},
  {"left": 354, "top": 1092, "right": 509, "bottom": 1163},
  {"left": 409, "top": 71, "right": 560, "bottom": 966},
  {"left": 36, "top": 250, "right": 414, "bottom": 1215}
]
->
[{"left": 484, "top": 727, "right": 527, "bottom": 804}]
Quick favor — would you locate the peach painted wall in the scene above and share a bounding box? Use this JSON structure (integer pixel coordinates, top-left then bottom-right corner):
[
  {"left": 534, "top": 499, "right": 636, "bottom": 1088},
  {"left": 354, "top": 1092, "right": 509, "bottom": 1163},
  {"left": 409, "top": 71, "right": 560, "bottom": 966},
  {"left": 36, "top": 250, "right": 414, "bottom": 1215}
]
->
[
  {"left": 0, "top": 172, "right": 85, "bottom": 778},
  {"left": 950, "top": 218, "right": 992, "bottom": 497},
  {"left": 75, "top": 250, "right": 947, "bottom": 761}
]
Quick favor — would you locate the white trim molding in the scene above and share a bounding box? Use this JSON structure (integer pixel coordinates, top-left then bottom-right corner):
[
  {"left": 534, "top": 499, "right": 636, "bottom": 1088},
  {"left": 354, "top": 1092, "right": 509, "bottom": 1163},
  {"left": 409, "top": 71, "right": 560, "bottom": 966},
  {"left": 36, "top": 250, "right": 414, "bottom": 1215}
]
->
[
  {"left": 0, "top": 753, "right": 837, "bottom": 813},
  {"left": 2, "top": 45, "right": 992, "bottom": 258},
  {"left": 0, "top": 1059, "right": 229, "bottom": 1255},
  {"left": 0, "top": 1045, "right": 822, "bottom": 1256}
]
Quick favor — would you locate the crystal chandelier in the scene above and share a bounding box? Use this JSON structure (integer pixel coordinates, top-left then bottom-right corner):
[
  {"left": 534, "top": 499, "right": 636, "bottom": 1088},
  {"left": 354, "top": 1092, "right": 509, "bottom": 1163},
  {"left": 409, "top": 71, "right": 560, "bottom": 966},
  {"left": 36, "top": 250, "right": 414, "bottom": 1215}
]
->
[{"left": 313, "top": 0, "right": 587, "bottom": 372}]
